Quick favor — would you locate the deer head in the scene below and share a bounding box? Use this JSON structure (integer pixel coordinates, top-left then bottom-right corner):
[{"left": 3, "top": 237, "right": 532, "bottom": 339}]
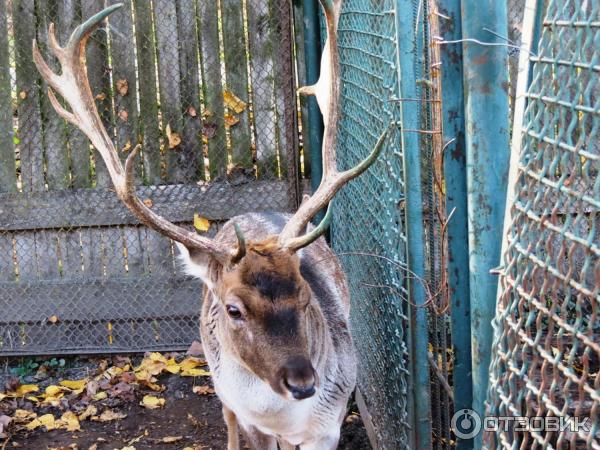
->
[{"left": 33, "top": 0, "right": 384, "bottom": 400}]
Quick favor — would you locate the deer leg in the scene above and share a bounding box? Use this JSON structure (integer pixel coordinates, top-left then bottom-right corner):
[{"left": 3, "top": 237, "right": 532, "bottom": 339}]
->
[
  {"left": 239, "top": 424, "right": 277, "bottom": 450},
  {"left": 222, "top": 405, "right": 240, "bottom": 450}
]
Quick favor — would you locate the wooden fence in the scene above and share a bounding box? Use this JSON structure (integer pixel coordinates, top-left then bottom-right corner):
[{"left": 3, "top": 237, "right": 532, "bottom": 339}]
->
[{"left": 0, "top": 0, "right": 303, "bottom": 355}]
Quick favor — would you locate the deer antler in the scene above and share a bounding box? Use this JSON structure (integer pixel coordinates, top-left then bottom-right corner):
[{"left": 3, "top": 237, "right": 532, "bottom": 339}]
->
[
  {"left": 32, "top": 3, "right": 243, "bottom": 264},
  {"left": 278, "top": 0, "right": 387, "bottom": 251}
]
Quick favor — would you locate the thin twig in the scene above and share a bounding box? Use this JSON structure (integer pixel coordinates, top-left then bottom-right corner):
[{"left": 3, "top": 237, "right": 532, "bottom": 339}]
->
[{"left": 428, "top": 351, "right": 454, "bottom": 401}]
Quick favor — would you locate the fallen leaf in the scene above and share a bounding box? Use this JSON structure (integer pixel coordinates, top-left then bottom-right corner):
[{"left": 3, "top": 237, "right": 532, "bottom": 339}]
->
[
  {"left": 121, "top": 141, "right": 132, "bottom": 153},
  {"left": 224, "top": 113, "right": 239, "bottom": 128},
  {"left": 88, "top": 445, "right": 98, "bottom": 450},
  {"left": 48, "top": 315, "right": 59, "bottom": 324},
  {"left": 12, "top": 410, "right": 37, "bottom": 423},
  {"left": 95, "top": 92, "right": 106, "bottom": 101},
  {"left": 93, "top": 391, "right": 108, "bottom": 401},
  {"left": 223, "top": 90, "right": 247, "bottom": 114},
  {"left": 57, "top": 411, "right": 80, "bottom": 432},
  {"left": 19, "top": 90, "right": 27, "bottom": 100},
  {"left": 193, "top": 214, "right": 210, "bottom": 232},
  {"left": 166, "top": 124, "right": 181, "bottom": 149},
  {"left": 180, "top": 367, "right": 211, "bottom": 377},
  {"left": 187, "top": 106, "right": 197, "bottom": 117},
  {"left": 160, "top": 436, "right": 183, "bottom": 443},
  {"left": 78, "top": 405, "right": 97, "bottom": 421},
  {"left": 0, "top": 393, "right": 5, "bottom": 401},
  {"left": 60, "top": 379, "right": 88, "bottom": 391},
  {"left": 143, "top": 198, "right": 153, "bottom": 208},
  {"left": 9, "top": 384, "right": 39, "bottom": 397},
  {"left": 94, "top": 409, "right": 127, "bottom": 422},
  {"left": 26, "top": 413, "right": 56, "bottom": 431},
  {"left": 192, "top": 385, "right": 214, "bottom": 395},
  {"left": 202, "top": 109, "right": 213, "bottom": 118},
  {"left": 116, "top": 79, "right": 129, "bottom": 96},
  {"left": 121, "top": 447, "right": 136, "bottom": 450},
  {"left": 0, "top": 414, "right": 12, "bottom": 439},
  {"left": 118, "top": 109, "right": 129, "bottom": 122},
  {"left": 141, "top": 395, "right": 165, "bottom": 409}
]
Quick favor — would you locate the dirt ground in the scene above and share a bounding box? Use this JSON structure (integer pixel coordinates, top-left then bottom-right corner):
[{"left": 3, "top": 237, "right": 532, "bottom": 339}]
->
[{"left": 1, "top": 356, "right": 371, "bottom": 450}]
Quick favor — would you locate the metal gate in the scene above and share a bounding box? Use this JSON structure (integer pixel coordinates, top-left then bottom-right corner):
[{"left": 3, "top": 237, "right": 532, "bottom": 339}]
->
[{"left": 0, "top": 0, "right": 300, "bottom": 355}]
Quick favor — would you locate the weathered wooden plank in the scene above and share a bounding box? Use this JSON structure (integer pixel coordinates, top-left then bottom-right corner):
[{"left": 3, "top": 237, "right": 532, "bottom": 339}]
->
[
  {"left": 176, "top": 0, "right": 203, "bottom": 182},
  {"left": 0, "top": 276, "right": 202, "bottom": 322},
  {"left": 197, "top": 0, "right": 227, "bottom": 178},
  {"left": 33, "top": 230, "right": 60, "bottom": 280},
  {"left": 248, "top": 0, "right": 277, "bottom": 177},
  {"left": 14, "top": 232, "right": 37, "bottom": 280},
  {"left": 144, "top": 229, "right": 174, "bottom": 277},
  {"left": 102, "top": 227, "right": 127, "bottom": 277},
  {"left": 0, "top": 181, "right": 290, "bottom": 230},
  {"left": 13, "top": 0, "right": 44, "bottom": 192},
  {"left": 123, "top": 227, "right": 146, "bottom": 276},
  {"left": 272, "top": 0, "right": 299, "bottom": 201},
  {"left": 133, "top": 0, "right": 162, "bottom": 185},
  {"left": 37, "top": 2, "right": 70, "bottom": 190},
  {"left": 0, "top": 235, "right": 15, "bottom": 282},
  {"left": 80, "top": 227, "right": 104, "bottom": 278},
  {"left": 0, "top": 0, "right": 16, "bottom": 193},
  {"left": 80, "top": 0, "right": 113, "bottom": 188},
  {"left": 153, "top": 0, "right": 186, "bottom": 184},
  {"left": 221, "top": 0, "right": 252, "bottom": 168},
  {"left": 109, "top": 0, "right": 139, "bottom": 181}
]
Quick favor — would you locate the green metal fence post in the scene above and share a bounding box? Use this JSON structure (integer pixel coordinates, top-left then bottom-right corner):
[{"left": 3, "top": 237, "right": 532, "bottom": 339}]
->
[
  {"left": 395, "top": 1, "right": 432, "bottom": 448},
  {"left": 302, "top": 0, "right": 324, "bottom": 196},
  {"left": 460, "top": 0, "right": 510, "bottom": 444},
  {"left": 438, "top": 1, "right": 473, "bottom": 449}
]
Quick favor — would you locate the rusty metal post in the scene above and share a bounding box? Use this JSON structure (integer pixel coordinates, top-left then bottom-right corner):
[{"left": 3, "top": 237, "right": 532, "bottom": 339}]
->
[{"left": 460, "top": 0, "right": 510, "bottom": 445}]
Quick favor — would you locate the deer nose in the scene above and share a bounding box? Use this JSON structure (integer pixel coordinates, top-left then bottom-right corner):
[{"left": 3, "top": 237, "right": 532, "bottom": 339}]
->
[{"left": 282, "top": 356, "right": 316, "bottom": 400}]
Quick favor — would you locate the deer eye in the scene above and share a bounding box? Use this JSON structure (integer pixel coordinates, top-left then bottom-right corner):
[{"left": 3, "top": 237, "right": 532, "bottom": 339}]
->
[{"left": 226, "top": 305, "right": 243, "bottom": 320}]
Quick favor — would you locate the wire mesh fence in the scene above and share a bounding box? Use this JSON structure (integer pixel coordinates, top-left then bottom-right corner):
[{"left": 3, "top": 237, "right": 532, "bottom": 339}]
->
[
  {"left": 331, "top": 0, "right": 451, "bottom": 448},
  {"left": 0, "top": 0, "right": 302, "bottom": 356},
  {"left": 486, "top": 0, "right": 600, "bottom": 448}
]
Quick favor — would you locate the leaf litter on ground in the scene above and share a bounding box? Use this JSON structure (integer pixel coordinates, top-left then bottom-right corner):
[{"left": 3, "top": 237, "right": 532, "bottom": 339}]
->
[{"left": 0, "top": 350, "right": 211, "bottom": 440}]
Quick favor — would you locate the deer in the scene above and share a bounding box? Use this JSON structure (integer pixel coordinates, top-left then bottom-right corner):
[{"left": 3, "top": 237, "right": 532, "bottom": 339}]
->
[{"left": 33, "top": 0, "right": 387, "bottom": 448}]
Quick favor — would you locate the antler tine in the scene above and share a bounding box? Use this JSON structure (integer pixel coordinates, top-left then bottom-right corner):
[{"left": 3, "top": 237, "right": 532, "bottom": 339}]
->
[
  {"left": 33, "top": 4, "right": 240, "bottom": 264},
  {"left": 278, "top": 0, "right": 386, "bottom": 251}
]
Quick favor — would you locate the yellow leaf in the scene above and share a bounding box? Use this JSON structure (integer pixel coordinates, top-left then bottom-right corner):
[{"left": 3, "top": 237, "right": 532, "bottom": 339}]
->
[
  {"left": 121, "top": 447, "right": 136, "bottom": 450},
  {"left": 223, "top": 90, "right": 247, "bottom": 114},
  {"left": 93, "top": 391, "right": 108, "bottom": 401},
  {"left": 48, "top": 315, "right": 59, "bottom": 324},
  {"left": 143, "top": 198, "right": 154, "bottom": 208},
  {"left": 0, "top": 393, "right": 5, "bottom": 401},
  {"left": 148, "top": 352, "right": 167, "bottom": 363},
  {"left": 187, "top": 106, "right": 197, "bottom": 117},
  {"left": 192, "top": 385, "right": 214, "bottom": 395},
  {"left": 13, "top": 409, "right": 37, "bottom": 422},
  {"left": 166, "top": 124, "right": 181, "bottom": 149},
  {"left": 224, "top": 113, "right": 239, "bottom": 128},
  {"left": 45, "top": 385, "right": 64, "bottom": 396},
  {"left": 95, "top": 92, "right": 107, "bottom": 101},
  {"left": 25, "top": 418, "right": 41, "bottom": 430},
  {"left": 160, "top": 436, "right": 183, "bottom": 443},
  {"left": 57, "top": 411, "right": 80, "bottom": 432},
  {"left": 11, "top": 384, "right": 39, "bottom": 396},
  {"left": 78, "top": 405, "right": 97, "bottom": 421},
  {"left": 26, "top": 396, "right": 39, "bottom": 403},
  {"left": 59, "top": 379, "right": 88, "bottom": 391},
  {"left": 179, "top": 357, "right": 207, "bottom": 370},
  {"left": 180, "top": 368, "right": 211, "bottom": 377},
  {"left": 141, "top": 395, "right": 165, "bottom": 409},
  {"left": 118, "top": 109, "right": 129, "bottom": 122},
  {"left": 193, "top": 214, "right": 210, "bottom": 232}
]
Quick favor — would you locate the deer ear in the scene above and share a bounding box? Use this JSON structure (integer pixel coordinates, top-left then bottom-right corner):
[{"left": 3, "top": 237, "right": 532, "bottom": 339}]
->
[{"left": 175, "top": 242, "right": 216, "bottom": 289}]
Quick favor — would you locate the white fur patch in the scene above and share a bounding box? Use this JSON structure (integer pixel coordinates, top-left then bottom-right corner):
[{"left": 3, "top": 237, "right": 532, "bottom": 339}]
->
[{"left": 174, "top": 242, "right": 213, "bottom": 290}]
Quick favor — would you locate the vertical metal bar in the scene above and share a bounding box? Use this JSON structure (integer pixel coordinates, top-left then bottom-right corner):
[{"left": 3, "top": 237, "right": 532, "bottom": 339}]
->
[
  {"left": 437, "top": 1, "right": 473, "bottom": 449},
  {"left": 459, "top": 0, "right": 510, "bottom": 445},
  {"left": 302, "top": 0, "right": 324, "bottom": 197},
  {"left": 395, "top": 1, "right": 432, "bottom": 448}
]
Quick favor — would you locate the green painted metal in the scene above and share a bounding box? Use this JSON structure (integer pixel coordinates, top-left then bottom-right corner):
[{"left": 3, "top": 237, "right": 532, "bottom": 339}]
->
[
  {"left": 302, "top": 0, "right": 324, "bottom": 197},
  {"left": 394, "top": 1, "right": 432, "bottom": 448},
  {"left": 438, "top": 1, "right": 473, "bottom": 449},
  {"left": 459, "top": 0, "right": 510, "bottom": 442}
]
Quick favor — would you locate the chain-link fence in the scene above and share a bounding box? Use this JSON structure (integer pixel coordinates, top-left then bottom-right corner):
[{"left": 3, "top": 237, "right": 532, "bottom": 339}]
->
[
  {"left": 0, "top": 0, "right": 302, "bottom": 356},
  {"left": 331, "top": 1, "right": 451, "bottom": 448},
  {"left": 486, "top": 0, "right": 599, "bottom": 448}
]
